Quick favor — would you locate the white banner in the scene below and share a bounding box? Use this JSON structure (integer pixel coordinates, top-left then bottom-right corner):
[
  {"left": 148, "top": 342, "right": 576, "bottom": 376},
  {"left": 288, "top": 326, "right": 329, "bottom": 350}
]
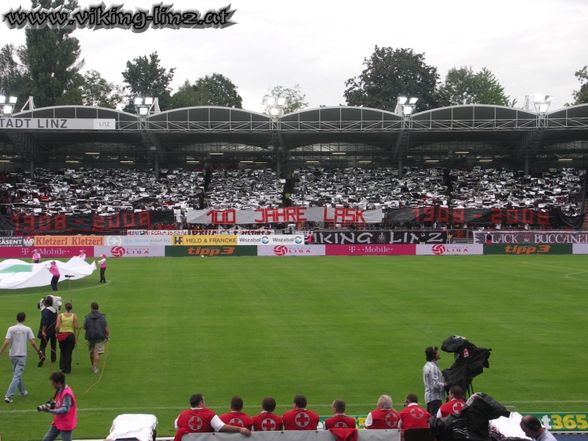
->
[
  {"left": 186, "top": 207, "right": 383, "bottom": 225},
  {"left": 237, "top": 234, "right": 305, "bottom": 245},
  {"left": 94, "top": 245, "right": 165, "bottom": 258},
  {"left": 416, "top": 244, "right": 484, "bottom": 256},
  {"left": 126, "top": 230, "right": 190, "bottom": 236},
  {"left": 572, "top": 244, "right": 588, "bottom": 255},
  {"left": 105, "top": 235, "right": 171, "bottom": 246},
  {"left": 257, "top": 245, "right": 325, "bottom": 257},
  {"left": 474, "top": 230, "right": 588, "bottom": 244},
  {"left": 0, "top": 117, "right": 116, "bottom": 130}
]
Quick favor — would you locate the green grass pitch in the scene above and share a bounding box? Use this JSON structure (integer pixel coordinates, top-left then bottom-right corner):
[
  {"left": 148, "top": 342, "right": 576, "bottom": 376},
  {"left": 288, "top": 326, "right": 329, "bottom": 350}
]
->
[{"left": 0, "top": 255, "right": 587, "bottom": 440}]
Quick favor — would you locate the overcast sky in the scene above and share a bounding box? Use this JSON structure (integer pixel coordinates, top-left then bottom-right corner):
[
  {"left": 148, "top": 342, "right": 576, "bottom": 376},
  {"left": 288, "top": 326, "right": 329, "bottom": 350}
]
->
[{"left": 1, "top": 0, "right": 586, "bottom": 112}]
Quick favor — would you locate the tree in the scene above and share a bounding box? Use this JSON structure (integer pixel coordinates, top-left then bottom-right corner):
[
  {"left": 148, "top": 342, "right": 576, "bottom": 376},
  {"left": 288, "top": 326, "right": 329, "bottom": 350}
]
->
[
  {"left": 193, "top": 73, "right": 242, "bottom": 108},
  {"left": 19, "top": 0, "right": 84, "bottom": 106},
  {"left": 437, "top": 66, "right": 509, "bottom": 106},
  {"left": 572, "top": 65, "right": 588, "bottom": 105},
  {"left": 262, "top": 84, "right": 308, "bottom": 115},
  {"left": 170, "top": 74, "right": 243, "bottom": 108},
  {"left": 344, "top": 47, "right": 439, "bottom": 112},
  {"left": 122, "top": 52, "right": 175, "bottom": 111},
  {"left": 81, "top": 70, "right": 125, "bottom": 108},
  {"left": 0, "top": 44, "right": 30, "bottom": 106}
]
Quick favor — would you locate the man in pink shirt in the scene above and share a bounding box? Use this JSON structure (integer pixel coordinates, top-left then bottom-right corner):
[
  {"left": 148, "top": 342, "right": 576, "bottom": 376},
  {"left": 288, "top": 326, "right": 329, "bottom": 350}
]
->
[
  {"left": 48, "top": 262, "right": 60, "bottom": 292},
  {"left": 97, "top": 255, "right": 107, "bottom": 284}
]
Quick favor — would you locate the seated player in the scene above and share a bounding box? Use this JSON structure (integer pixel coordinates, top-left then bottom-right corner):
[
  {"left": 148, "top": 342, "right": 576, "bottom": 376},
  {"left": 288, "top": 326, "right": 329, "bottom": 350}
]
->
[
  {"left": 437, "top": 385, "right": 466, "bottom": 418},
  {"left": 252, "top": 397, "right": 283, "bottom": 431},
  {"left": 282, "top": 395, "right": 320, "bottom": 431},
  {"left": 365, "top": 395, "right": 400, "bottom": 429},
  {"left": 220, "top": 396, "right": 254, "bottom": 429},
  {"left": 173, "top": 393, "right": 251, "bottom": 441},
  {"left": 324, "top": 400, "right": 356, "bottom": 429},
  {"left": 398, "top": 394, "right": 431, "bottom": 434}
]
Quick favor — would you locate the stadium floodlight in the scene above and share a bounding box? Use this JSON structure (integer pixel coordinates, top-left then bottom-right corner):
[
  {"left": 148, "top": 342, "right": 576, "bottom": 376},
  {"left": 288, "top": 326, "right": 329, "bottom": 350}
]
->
[
  {"left": 276, "top": 97, "right": 286, "bottom": 106},
  {"left": 144, "top": 97, "right": 154, "bottom": 105},
  {"left": 532, "top": 94, "right": 552, "bottom": 113},
  {"left": 396, "top": 95, "right": 418, "bottom": 116},
  {"left": 134, "top": 96, "right": 157, "bottom": 117},
  {"left": 138, "top": 106, "right": 149, "bottom": 116},
  {"left": 133, "top": 97, "right": 143, "bottom": 106},
  {"left": 269, "top": 107, "right": 280, "bottom": 117},
  {"left": 0, "top": 95, "right": 18, "bottom": 115}
]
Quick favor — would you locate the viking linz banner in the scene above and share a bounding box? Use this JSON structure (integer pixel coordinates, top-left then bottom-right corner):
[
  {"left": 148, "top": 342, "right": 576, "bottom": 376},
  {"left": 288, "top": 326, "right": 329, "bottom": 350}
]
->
[
  {"left": 309, "top": 231, "right": 447, "bottom": 245},
  {"left": 0, "top": 211, "right": 175, "bottom": 234},
  {"left": 186, "top": 207, "right": 383, "bottom": 225}
]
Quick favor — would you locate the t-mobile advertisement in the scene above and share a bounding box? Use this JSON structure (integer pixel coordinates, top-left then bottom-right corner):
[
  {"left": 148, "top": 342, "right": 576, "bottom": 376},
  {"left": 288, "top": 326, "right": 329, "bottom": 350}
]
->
[
  {"left": 325, "top": 244, "right": 416, "bottom": 256},
  {"left": 0, "top": 246, "right": 94, "bottom": 259}
]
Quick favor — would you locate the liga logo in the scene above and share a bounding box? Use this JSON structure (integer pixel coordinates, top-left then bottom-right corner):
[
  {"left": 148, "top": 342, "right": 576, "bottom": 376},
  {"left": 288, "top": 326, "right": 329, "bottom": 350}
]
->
[
  {"left": 110, "top": 246, "right": 126, "bottom": 257},
  {"left": 273, "top": 245, "right": 289, "bottom": 256},
  {"left": 432, "top": 244, "right": 446, "bottom": 255}
]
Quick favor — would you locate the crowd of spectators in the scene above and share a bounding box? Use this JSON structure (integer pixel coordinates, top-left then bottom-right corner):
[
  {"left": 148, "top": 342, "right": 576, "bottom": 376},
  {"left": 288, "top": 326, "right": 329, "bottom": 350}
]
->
[
  {"left": 450, "top": 168, "right": 585, "bottom": 216},
  {"left": 290, "top": 167, "right": 448, "bottom": 209},
  {"left": 205, "top": 169, "right": 284, "bottom": 210},
  {"left": 0, "top": 168, "right": 205, "bottom": 216},
  {"left": 0, "top": 167, "right": 584, "bottom": 217}
]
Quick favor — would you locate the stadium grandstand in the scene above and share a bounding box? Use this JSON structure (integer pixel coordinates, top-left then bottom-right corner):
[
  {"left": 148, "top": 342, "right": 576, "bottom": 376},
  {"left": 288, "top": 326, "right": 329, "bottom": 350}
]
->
[{"left": 0, "top": 103, "right": 586, "bottom": 233}]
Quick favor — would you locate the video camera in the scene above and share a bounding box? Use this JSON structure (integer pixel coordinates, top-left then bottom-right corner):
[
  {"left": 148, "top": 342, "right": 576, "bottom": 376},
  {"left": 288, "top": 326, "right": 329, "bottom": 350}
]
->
[
  {"left": 37, "top": 295, "right": 62, "bottom": 311},
  {"left": 36, "top": 400, "right": 56, "bottom": 412}
]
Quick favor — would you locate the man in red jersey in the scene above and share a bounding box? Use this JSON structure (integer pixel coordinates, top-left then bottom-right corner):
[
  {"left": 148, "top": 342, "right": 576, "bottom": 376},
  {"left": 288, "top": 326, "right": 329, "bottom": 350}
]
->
[
  {"left": 324, "top": 400, "right": 356, "bottom": 429},
  {"left": 173, "top": 393, "right": 251, "bottom": 441},
  {"left": 398, "top": 394, "right": 431, "bottom": 434},
  {"left": 437, "top": 385, "right": 466, "bottom": 419},
  {"left": 365, "top": 395, "right": 400, "bottom": 429},
  {"left": 252, "top": 397, "right": 283, "bottom": 431},
  {"left": 282, "top": 394, "right": 320, "bottom": 430},
  {"left": 220, "top": 397, "right": 254, "bottom": 429}
]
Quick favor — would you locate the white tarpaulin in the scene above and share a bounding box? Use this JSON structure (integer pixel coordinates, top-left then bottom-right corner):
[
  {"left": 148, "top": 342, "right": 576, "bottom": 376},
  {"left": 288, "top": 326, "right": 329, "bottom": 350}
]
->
[
  {"left": 0, "top": 257, "right": 96, "bottom": 289},
  {"left": 106, "top": 414, "right": 158, "bottom": 441}
]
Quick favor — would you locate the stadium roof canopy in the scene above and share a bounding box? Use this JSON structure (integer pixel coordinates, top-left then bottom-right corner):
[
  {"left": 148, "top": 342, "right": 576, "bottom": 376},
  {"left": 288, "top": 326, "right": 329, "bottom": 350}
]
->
[{"left": 1, "top": 103, "right": 587, "bottom": 170}]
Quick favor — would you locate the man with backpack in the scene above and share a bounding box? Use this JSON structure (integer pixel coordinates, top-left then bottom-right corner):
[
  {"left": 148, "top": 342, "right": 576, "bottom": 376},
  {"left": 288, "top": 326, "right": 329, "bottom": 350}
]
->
[{"left": 83, "top": 303, "right": 109, "bottom": 374}]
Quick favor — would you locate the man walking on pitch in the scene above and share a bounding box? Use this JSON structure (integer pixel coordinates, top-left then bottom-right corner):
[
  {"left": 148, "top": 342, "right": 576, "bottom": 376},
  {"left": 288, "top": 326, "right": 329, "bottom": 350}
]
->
[
  {"left": 97, "top": 254, "right": 107, "bottom": 283},
  {"left": 423, "top": 346, "right": 446, "bottom": 415},
  {"left": 38, "top": 296, "right": 58, "bottom": 367},
  {"left": 83, "top": 303, "right": 109, "bottom": 374},
  {"left": 0, "top": 312, "right": 43, "bottom": 403}
]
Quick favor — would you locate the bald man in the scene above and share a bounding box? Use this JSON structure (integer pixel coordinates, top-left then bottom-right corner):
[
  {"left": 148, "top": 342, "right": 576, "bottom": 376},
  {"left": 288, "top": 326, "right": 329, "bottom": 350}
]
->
[{"left": 520, "top": 415, "right": 557, "bottom": 441}]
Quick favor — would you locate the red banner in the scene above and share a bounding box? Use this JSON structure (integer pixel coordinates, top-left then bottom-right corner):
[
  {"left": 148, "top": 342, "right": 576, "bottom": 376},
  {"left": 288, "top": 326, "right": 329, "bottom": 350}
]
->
[{"left": 325, "top": 244, "right": 416, "bottom": 256}]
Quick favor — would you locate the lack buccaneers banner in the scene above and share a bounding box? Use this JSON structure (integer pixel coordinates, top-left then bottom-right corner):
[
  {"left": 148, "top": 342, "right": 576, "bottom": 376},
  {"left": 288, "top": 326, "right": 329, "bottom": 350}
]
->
[
  {"left": 0, "top": 211, "right": 175, "bottom": 234},
  {"left": 186, "top": 207, "right": 383, "bottom": 225},
  {"left": 474, "top": 231, "right": 588, "bottom": 244},
  {"left": 386, "top": 207, "right": 584, "bottom": 227}
]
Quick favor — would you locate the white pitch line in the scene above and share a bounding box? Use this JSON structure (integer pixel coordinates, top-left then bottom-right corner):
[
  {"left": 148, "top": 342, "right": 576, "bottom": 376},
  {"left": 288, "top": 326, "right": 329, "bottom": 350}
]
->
[{"left": 2, "top": 400, "right": 588, "bottom": 415}]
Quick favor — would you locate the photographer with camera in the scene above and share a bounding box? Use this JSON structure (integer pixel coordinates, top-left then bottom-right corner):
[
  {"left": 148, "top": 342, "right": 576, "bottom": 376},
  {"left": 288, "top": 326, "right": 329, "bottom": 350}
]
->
[
  {"left": 0, "top": 312, "right": 43, "bottom": 403},
  {"left": 39, "top": 372, "right": 77, "bottom": 441}
]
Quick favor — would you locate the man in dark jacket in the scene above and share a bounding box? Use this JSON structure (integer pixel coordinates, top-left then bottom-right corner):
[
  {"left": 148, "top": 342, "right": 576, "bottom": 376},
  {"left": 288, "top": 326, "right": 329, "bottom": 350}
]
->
[
  {"left": 38, "top": 297, "right": 57, "bottom": 367},
  {"left": 83, "top": 303, "right": 109, "bottom": 374}
]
